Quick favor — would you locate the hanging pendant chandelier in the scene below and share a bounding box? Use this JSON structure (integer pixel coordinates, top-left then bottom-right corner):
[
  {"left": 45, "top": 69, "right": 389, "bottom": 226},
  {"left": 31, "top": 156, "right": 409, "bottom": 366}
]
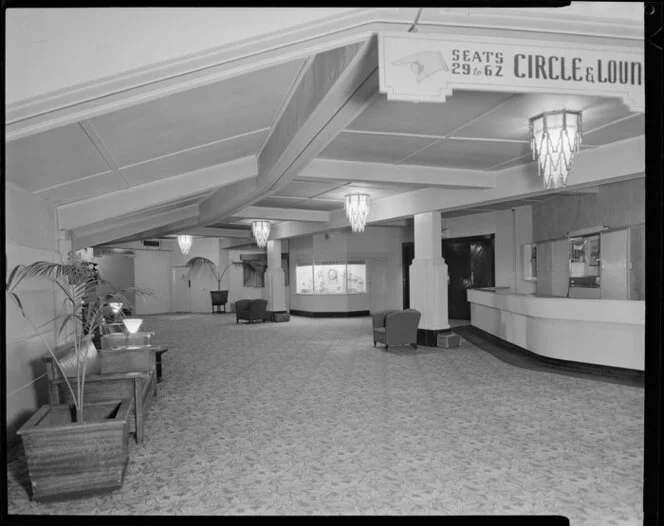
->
[
  {"left": 252, "top": 221, "right": 271, "bottom": 248},
  {"left": 529, "top": 110, "right": 582, "bottom": 189},
  {"left": 344, "top": 193, "right": 370, "bottom": 233},
  {"left": 177, "top": 234, "right": 193, "bottom": 255}
]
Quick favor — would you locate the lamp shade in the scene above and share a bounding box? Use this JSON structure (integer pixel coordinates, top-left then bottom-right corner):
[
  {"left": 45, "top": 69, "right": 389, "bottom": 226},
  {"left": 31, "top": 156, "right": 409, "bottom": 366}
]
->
[
  {"left": 122, "top": 318, "right": 143, "bottom": 334},
  {"left": 252, "top": 221, "right": 271, "bottom": 248},
  {"left": 344, "top": 193, "right": 370, "bottom": 233},
  {"left": 177, "top": 235, "right": 193, "bottom": 255},
  {"left": 529, "top": 110, "right": 582, "bottom": 189},
  {"left": 109, "top": 302, "right": 123, "bottom": 314}
]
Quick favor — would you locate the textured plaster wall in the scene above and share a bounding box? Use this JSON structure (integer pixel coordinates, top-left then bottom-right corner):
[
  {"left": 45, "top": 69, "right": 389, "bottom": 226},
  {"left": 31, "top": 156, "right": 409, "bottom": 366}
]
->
[
  {"left": 5, "top": 183, "right": 58, "bottom": 444},
  {"left": 532, "top": 178, "right": 645, "bottom": 242},
  {"left": 289, "top": 226, "right": 407, "bottom": 313}
]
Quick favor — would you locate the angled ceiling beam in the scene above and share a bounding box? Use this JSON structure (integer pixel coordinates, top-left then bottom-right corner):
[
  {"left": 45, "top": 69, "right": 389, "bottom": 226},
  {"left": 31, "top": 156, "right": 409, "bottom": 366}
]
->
[
  {"left": 219, "top": 238, "right": 258, "bottom": 250},
  {"left": 271, "top": 221, "right": 331, "bottom": 240},
  {"left": 232, "top": 206, "right": 330, "bottom": 223},
  {"left": 105, "top": 220, "right": 204, "bottom": 246},
  {"left": 270, "top": 136, "right": 645, "bottom": 240},
  {"left": 299, "top": 158, "right": 497, "bottom": 188},
  {"left": 58, "top": 156, "right": 257, "bottom": 231},
  {"left": 176, "top": 227, "right": 251, "bottom": 238},
  {"left": 198, "top": 35, "right": 380, "bottom": 225},
  {"left": 71, "top": 204, "right": 199, "bottom": 250}
]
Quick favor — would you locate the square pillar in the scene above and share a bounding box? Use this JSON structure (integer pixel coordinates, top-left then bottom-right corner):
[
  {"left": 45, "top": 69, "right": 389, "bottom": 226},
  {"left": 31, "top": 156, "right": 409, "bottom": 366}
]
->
[
  {"left": 265, "top": 240, "right": 286, "bottom": 319},
  {"left": 410, "top": 212, "right": 450, "bottom": 346}
]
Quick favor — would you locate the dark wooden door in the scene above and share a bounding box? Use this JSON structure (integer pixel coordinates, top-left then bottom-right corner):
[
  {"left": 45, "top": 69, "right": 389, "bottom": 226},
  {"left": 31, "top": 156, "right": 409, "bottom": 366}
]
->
[
  {"left": 442, "top": 240, "right": 472, "bottom": 319},
  {"left": 402, "top": 235, "right": 494, "bottom": 317},
  {"left": 402, "top": 242, "right": 415, "bottom": 309},
  {"left": 443, "top": 235, "right": 495, "bottom": 320},
  {"left": 470, "top": 239, "right": 495, "bottom": 289}
]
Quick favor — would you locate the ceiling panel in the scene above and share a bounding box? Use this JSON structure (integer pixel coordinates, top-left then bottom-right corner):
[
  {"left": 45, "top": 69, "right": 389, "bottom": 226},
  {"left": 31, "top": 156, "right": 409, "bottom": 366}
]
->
[
  {"left": 253, "top": 196, "right": 308, "bottom": 209},
  {"left": 318, "top": 132, "right": 435, "bottom": 164},
  {"left": 348, "top": 90, "right": 515, "bottom": 136},
  {"left": 121, "top": 130, "right": 267, "bottom": 186},
  {"left": 6, "top": 123, "right": 109, "bottom": 192},
  {"left": 315, "top": 184, "right": 412, "bottom": 201},
  {"left": 35, "top": 171, "right": 121, "bottom": 205},
  {"left": 406, "top": 138, "right": 530, "bottom": 170},
  {"left": 274, "top": 180, "right": 341, "bottom": 198},
  {"left": 489, "top": 154, "right": 535, "bottom": 171},
  {"left": 291, "top": 199, "right": 343, "bottom": 211},
  {"left": 455, "top": 93, "right": 633, "bottom": 142},
  {"left": 89, "top": 58, "right": 305, "bottom": 166},
  {"left": 583, "top": 113, "right": 645, "bottom": 146},
  {"left": 490, "top": 143, "right": 595, "bottom": 171}
]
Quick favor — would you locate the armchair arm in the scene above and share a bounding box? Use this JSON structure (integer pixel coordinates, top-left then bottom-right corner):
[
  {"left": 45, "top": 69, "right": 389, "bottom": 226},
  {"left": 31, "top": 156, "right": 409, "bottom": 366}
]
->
[{"left": 372, "top": 310, "right": 397, "bottom": 329}]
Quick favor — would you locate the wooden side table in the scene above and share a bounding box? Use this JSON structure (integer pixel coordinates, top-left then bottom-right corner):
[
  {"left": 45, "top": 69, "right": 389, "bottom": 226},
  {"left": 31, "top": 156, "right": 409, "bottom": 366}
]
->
[
  {"left": 154, "top": 348, "right": 168, "bottom": 383},
  {"left": 99, "top": 344, "right": 168, "bottom": 382}
]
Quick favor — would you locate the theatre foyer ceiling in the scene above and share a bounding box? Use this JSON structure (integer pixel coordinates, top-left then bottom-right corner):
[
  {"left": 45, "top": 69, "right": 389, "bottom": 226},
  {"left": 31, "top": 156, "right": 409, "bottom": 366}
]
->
[{"left": 4, "top": 6, "right": 645, "bottom": 249}]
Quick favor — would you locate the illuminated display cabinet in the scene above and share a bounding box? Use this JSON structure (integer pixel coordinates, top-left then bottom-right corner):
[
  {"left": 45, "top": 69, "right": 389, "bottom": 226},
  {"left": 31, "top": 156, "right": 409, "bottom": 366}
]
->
[{"left": 296, "top": 262, "right": 367, "bottom": 295}]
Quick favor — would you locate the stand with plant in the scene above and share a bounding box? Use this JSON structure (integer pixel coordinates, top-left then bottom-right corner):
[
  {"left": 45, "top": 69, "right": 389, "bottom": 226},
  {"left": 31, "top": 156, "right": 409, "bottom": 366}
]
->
[
  {"left": 6, "top": 253, "right": 153, "bottom": 501},
  {"left": 185, "top": 257, "right": 248, "bottom": 313}
]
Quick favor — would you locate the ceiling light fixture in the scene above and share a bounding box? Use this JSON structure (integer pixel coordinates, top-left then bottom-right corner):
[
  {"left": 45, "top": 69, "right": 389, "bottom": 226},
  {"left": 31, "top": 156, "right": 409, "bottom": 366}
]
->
[
  {"left": 344, "top": 193, "right": 370, "bottom": 233},
  {"left": 252, "top": 221, "right": 271, "bottom": 248},
  {"left": 177, "top": 234, "right": 193, "bottom": 255},
  {"left": 529, "top": 110, "right": 582, "bottom": 189}
]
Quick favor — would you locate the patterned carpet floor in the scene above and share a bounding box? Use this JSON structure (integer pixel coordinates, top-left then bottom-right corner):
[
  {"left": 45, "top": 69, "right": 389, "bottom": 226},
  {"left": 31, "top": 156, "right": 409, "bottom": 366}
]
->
[{"left": 6, "top": 314, "right": 644, "bottom": 522}]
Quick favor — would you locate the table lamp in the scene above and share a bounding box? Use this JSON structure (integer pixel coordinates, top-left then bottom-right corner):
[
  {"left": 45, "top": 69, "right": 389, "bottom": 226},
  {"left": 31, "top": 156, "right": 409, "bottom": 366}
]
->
[{"left": 123, "top": 318, "right": 143, "bottom": 348}]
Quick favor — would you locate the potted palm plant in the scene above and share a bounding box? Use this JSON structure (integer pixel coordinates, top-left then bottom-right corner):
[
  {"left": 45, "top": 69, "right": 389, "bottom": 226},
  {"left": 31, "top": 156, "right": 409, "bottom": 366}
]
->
[
  {"left": 6, "top": 252, "right": 153, "bottom": 501},
  {"left": 185, "top": 257, "right": 247, "bottom": 313}
]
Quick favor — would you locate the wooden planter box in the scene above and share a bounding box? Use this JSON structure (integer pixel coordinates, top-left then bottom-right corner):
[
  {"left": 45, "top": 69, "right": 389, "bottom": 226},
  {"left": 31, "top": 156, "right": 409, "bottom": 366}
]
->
[
  {"left": 99, "top": 346, "right": 153, "bottom": 374},
  {"left": 17, "top": 399, "right": 132, "bottom": 502},
  {"left": 272, "top": 312, "right": 290, "bottom": 322},
  {"left": 210, "top": 290, "right": 229, "bottom": 313}
]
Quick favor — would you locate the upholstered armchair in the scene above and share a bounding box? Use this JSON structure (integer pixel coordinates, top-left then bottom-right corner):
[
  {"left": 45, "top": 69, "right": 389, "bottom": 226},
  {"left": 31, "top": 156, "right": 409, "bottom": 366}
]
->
[
  {"left": 235, "top": 298, "right": 269, "bottom": 323},
  {"left": 372, "top": 309, "right": 421, "bottom": 350}
]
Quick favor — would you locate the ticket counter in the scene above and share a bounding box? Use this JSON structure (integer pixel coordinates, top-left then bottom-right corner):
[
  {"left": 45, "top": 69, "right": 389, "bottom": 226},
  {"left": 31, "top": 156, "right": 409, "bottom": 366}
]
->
[{"left": 467, "top": 288, "right": 645, "bottom": 371}]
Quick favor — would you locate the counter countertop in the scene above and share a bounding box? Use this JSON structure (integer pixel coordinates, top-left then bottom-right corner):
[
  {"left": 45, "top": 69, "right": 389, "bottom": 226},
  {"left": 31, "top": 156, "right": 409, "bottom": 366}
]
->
[{"left": 467, "top": 288, "right": 645, "bottom": 325}]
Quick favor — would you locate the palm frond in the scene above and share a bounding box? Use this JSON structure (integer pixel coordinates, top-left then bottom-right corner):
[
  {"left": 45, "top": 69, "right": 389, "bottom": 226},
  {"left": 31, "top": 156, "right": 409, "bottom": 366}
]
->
[
  {"left": 58, "top": 312, "right": 76, "bottom": 332},
  {"left": 11, "top": 292, "right": 24, "bottom": 312},
  {"left": 6, "top": 264, "right": 27, "bottom": 294},
  {"left": 20, "top": 261, "right": 69, "bottom": 281},
  {"left": 185, "top": 257, "right": 221, "bottom": 281}
]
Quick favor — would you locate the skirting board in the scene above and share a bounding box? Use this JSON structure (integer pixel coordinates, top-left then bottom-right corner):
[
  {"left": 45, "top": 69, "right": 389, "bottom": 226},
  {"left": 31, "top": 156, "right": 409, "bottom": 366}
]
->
[
  {"left": 289, "top": 310, "right": 370, "bottom": 318},
  {"left": 417, "top": 328, "right": 453, "bottom": 347},
  {"left": 455, "top": 325, "right": 644, "bottom": 387}
]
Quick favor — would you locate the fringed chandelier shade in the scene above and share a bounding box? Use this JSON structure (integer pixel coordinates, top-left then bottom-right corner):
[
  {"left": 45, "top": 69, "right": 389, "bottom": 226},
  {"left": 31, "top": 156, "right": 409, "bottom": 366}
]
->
[
  {"left": 122, "top": 318, "right": 143, "bottom": 334},
  {"left": 529, "top": 110, "right": 582, "bottom": 189},
  {"left": 177, "top": 235, "right": 193, "bottom": 255},
  {"left": 252, "top": 221, "right": 271, "bottom": 248},
  {"left": 344, "top": 193, "right": 370, "bottom": 233}
]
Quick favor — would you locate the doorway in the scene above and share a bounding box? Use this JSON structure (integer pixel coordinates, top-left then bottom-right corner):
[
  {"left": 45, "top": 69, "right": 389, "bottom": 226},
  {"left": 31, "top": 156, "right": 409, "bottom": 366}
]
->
[
  {"left": 402, "top": 234, "right": 495, "bottom": 319},
  {"left": 171, "top": 266, "right": 191, "bottom": 313},
  {"left": 368, "top": 258, "right": 390, "bottom": 313}
]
